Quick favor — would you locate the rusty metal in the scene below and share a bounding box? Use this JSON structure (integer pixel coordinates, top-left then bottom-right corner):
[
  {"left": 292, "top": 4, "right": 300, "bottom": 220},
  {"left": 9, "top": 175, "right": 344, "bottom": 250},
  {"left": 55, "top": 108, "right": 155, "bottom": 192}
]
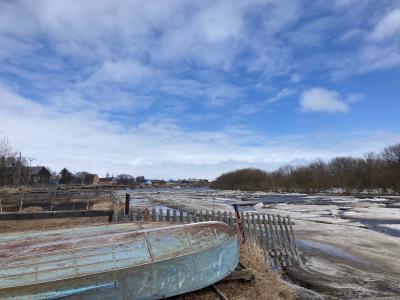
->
[
  {"left": 232, "top": 203, "right": 244, "bottom": 243},
  {"left": 0, "top": 221, "right": 238, "bottom": 299}
]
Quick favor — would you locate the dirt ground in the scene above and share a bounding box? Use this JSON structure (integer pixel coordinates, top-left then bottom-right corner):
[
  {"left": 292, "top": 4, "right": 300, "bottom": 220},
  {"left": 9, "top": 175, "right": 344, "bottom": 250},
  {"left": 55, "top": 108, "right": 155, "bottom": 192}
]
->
[{"left": 0, "top": 216, "right": 111, "bottom": 233}]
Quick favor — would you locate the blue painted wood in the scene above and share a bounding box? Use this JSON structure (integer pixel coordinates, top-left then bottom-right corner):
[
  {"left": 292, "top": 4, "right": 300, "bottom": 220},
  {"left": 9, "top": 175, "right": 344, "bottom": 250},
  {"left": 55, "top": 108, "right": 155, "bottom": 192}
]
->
[{"left": 0, "top": 221, "right": 238, "bottom": 299}]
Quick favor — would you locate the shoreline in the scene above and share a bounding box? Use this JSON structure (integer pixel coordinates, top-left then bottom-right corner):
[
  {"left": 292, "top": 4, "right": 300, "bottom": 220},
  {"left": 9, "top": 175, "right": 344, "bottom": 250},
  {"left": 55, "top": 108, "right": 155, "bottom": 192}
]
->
[{"left": 121, "top": 188, "right": 400, "bottom": 298}]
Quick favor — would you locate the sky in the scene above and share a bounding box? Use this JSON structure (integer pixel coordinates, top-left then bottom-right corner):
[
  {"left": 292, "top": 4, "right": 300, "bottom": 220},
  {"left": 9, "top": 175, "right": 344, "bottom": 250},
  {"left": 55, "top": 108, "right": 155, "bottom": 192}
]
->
[{"left": 0, "top": 0, "right": 400, "bottom": 179}]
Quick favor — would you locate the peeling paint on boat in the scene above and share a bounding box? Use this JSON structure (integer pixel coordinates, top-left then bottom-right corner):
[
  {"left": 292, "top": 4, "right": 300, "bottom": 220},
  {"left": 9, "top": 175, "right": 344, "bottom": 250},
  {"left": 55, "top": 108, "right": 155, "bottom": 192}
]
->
[{"left": 0, "top": 221, "right": 238, "bottom": 299}]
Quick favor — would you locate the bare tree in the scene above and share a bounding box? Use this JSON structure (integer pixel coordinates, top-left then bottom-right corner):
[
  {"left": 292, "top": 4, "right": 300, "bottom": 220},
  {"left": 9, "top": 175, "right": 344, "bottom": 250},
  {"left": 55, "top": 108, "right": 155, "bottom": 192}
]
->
[{"left": 211, "top": 143, "right": 400, "bottom": 194}]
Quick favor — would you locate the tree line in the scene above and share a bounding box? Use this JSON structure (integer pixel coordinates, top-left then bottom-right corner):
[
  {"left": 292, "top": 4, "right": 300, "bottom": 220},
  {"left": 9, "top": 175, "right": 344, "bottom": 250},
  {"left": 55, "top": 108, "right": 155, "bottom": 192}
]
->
[
  {"left": 0, "top": 135, "right": 146, "bottom": 186},
  {"left": 59, "top": 169, "right": 145, "bottom": 185},
  {"left": 0, "top": 136, "right": 31, "bottom": 186},
  {"left": 211, "top": 143, "right": 400, "bottom": 194}
]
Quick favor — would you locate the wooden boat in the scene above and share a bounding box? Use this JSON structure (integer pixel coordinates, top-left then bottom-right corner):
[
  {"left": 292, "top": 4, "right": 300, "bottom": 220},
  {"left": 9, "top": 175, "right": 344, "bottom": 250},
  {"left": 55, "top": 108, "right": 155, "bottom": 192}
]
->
[{"left": 0, "top": 221, "right": 238, "bottom": 299}]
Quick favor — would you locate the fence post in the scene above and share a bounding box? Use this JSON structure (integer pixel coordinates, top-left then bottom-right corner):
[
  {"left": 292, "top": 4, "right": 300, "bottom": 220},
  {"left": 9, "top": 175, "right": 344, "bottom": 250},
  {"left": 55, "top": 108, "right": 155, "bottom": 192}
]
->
[
  {"left": 272, "top": 215, "right": 285, "bottom": 265},
  {"left": 19, "top": 191, "right": 25, "bottom": 212},
  {"left": 257, "top": 214, "right": 265, "bottom": 250},
  {"left": 193, "top": 210, "right": 198, "bottom": 223},
  {"left": 277, "top": 215, "right": 289, "bottom": 265},
  {"left": 186, "top": 211, "right": 190, "bottom": 223},
  {"left": 228, "top": 211, "right": 233, "bottom": 227},
  {"left": 159, "top": 208, "right": 163, "bottom": 221},
  {"left": 283, "top": 217, "right": 295, "bottom": 257},
  {"left": 287, "top": 215, "right": 299, "bottom": 256},
  {"left": 125, "top": 194, "right": 130, "bottom": 215},
  {"left": 233, "top": 204, "right": 243, "bottom": 242}
]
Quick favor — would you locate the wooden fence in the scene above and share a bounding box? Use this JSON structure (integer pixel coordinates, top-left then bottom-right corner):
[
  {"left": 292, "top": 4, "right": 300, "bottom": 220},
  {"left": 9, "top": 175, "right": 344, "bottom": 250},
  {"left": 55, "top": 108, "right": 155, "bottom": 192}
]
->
[{"left": 117, "top": 207, "right": 300, "bottom": 268}]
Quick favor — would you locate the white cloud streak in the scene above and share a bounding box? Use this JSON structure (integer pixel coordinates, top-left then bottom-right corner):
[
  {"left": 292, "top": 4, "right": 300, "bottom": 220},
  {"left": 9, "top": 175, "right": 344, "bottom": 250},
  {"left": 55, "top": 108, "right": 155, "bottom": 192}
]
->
[
  {"left": 266, "top": 88, "right": 296, "bottom": 104},
  {"left": 370, "top": 9, "right": 400, "bottom": 42}
]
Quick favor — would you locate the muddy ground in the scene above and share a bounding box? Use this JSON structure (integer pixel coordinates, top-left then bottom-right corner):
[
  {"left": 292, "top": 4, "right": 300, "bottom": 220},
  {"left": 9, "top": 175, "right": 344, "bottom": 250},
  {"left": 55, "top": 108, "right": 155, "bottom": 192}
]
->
[{"left": 118, "top": 188, "right": 400, "bottom": 299}]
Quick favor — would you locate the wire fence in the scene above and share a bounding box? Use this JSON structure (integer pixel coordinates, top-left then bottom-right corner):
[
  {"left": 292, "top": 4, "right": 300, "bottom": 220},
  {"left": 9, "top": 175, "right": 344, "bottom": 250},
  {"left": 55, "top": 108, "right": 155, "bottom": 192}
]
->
[{"left": 0, "top": 188, "right": 115, "bottom": 212}]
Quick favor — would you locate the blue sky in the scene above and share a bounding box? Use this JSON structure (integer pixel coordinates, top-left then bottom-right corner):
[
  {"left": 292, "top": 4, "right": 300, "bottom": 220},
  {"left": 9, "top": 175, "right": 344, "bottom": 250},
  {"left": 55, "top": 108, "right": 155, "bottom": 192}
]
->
[{"left": 0, "top": 0, "right": 400, "bottom": 179}]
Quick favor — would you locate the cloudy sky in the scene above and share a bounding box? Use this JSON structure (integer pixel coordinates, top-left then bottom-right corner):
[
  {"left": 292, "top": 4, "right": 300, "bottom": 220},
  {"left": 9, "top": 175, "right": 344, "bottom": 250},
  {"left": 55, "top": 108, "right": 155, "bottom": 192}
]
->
[{"left": 1, "top": 0, "right": 400, "bottom": 179}]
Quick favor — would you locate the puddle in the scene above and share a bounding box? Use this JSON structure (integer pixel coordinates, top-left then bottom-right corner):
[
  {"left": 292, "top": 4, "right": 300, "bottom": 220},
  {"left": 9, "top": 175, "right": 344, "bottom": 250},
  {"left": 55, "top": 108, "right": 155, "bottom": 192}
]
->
[
  {"left": 250, "top": 194, "right": 306, "bottom": 203},
  {"left": 359, "top": 220, "right": 400, "bottom": 237},
  {"left": 369, "top": 226, "right": 400, "bottom": 237},
  {"left": 297, "top": 240, "right": 370, "bottom": 265},
  {"left": 123, "top": 187, "right": 210, "bottom": 193}
]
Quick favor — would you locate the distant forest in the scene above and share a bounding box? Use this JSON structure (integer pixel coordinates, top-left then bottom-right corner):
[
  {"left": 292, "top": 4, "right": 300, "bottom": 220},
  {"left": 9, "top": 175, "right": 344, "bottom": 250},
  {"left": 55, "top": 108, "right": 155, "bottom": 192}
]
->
[{"left": 211, "top": 143, "right": 400, "bottom": 194}]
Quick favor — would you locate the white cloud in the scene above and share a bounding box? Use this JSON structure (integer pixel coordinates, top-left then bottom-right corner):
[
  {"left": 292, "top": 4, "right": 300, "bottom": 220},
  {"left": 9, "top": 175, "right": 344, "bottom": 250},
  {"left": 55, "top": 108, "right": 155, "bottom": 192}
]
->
[
  {"left": 266, "top": 88, "right": 295, "bottom": 104},
  {"left": 1, "top": 85, "right": 398, "bottom": 179},
  {"left": 300, "top": 88, "right": 349, "bottom": 113},
  {"left": 370, "top": 9, "right": 400, "bottom": 42}
]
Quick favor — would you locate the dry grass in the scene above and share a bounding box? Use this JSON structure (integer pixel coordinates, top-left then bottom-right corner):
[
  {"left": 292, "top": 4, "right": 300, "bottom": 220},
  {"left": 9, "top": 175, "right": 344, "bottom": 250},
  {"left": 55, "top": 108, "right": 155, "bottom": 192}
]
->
[
  {"left": 22, "top": 206, "right": 45, "bottom": 212},
  {"left": 174, "top": 242, "right": 294, "bottom": 300}
]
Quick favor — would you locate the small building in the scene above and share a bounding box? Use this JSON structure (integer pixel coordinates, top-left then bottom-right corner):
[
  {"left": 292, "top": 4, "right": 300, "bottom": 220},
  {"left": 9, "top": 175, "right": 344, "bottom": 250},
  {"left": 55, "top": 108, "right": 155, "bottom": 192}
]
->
[
  {"left": 84, "top": 174, "right": 99, "bottom": 185},
  {"left": 151, "top": 179, "right": 166, "bottom": 186},
  {"left": 99, "top": 177, "right": 116, "bottom": 185},
  {"left": 28, "top": 166, "right": 51, "bottom": 184}
]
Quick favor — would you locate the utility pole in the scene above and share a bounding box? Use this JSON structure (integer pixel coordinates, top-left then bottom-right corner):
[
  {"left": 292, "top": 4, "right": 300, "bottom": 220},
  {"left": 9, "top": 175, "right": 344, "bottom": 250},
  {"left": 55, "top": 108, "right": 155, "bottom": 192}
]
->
[{"left": 16, "top": 152, "right": 21, "bottom": 186}]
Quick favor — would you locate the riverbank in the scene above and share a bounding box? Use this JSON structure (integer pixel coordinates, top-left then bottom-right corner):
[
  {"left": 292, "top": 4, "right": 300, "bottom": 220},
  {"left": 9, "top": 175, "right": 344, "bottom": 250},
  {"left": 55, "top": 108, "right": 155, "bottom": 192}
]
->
[{"left": 121, "top": 189, "right": 400, "bottom": 298}]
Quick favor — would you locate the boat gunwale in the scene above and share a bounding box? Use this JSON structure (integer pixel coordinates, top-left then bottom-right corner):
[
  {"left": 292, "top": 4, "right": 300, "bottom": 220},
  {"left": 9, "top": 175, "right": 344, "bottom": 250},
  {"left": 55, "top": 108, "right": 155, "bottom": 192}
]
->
[{"left": 0, "top": 221, "right": 232, "bottom": 260}]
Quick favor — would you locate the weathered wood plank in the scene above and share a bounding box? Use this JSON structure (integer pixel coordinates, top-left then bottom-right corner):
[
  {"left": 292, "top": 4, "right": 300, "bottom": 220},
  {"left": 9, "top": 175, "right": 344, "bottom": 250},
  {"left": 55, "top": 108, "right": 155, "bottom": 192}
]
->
[
  {"left": 277, "top": 215, "right": 289, "bottom": 265},
  {"left": 211, "top": 285, "right": 229, "bottom": 300},
  {"left": 287, "top": 215, "right": 298, "bottom": 256},
  {"left": 222, "top": 269, "right": 254, "bottom": 282}
]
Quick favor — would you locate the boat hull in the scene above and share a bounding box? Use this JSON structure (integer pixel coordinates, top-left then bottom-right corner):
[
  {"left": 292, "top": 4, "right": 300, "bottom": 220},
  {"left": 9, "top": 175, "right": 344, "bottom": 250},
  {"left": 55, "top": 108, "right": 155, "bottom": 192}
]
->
[{"left": 0, "top": 222, "right": 238, "bottom": 299}]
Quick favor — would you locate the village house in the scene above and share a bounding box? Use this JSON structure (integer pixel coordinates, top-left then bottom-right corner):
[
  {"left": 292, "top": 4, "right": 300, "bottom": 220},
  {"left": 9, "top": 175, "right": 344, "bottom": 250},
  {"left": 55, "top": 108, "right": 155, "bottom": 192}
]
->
[
  {"left": 99, "top": 177, "right": 116, "bottom": 185},
  {"left": 28, "top": 166, "right": 51, "bottom": 184},
  {"left": 83, "top": 174, "right": 99, "bottom": 185}
]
